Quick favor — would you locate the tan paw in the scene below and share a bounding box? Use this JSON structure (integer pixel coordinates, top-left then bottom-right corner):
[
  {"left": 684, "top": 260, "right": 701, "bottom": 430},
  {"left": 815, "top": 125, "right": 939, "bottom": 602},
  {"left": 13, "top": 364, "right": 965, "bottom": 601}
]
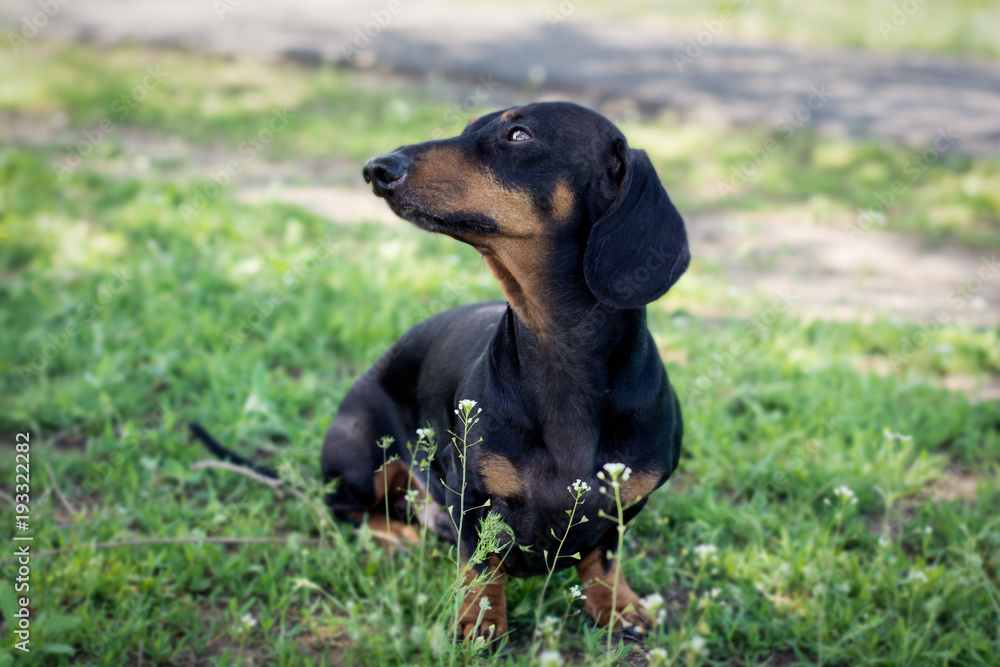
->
[
  {"left": 583, "top": 595, "right": 654, "bottom": 634},
  {"left": 455, "top": 603, "right": 507, "bottom": 642},
  {"left": 456, "top": 557, "right": 508, "bottom": 643}
]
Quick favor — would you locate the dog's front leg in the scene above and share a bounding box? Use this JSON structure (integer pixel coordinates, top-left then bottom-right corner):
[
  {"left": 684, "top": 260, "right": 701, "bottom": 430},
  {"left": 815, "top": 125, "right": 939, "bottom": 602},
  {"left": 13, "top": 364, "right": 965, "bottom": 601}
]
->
[
  {"left": 576, "top": 546, "right": 653, "bottom": 635},
  {"left": 456, "top": 554, "right": 508, "bottom": 642}
]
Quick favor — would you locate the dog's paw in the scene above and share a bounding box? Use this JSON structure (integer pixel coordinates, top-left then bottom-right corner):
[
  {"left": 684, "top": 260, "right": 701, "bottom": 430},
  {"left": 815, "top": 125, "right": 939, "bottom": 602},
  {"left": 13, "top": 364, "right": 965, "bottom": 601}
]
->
[
  {"left": 584, "top": 596, "right": 654, "bottom": 636},
  {"left": 617, "top": 602, "right": 654, "bottom": 638},
  {"left": 455, "top": 604, "right": 507, "bottom": 643},
  {"left": 456, "top": 569, "right": 508, "bottom": 644}
]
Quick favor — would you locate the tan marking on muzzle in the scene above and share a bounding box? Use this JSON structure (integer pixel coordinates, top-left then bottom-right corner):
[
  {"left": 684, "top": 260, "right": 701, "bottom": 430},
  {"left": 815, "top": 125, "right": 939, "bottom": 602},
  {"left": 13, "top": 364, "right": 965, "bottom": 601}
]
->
[
  {"left": 410, "top": 146, "right": 540, "bottom": 237},
  {"left": 410, "top": 145, "right": 561, "bottom": 335}
]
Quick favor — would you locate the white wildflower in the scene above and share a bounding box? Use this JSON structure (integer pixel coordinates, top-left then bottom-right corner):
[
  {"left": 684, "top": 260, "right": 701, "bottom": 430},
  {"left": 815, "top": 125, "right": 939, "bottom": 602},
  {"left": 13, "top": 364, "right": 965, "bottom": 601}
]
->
[
  {"left": 648, "top": 647, "right": 669, "bottom": 666},
  {"left": 832, "top": 485, "right": 855, "bottom": 501},
  {"left": 537, "top": 615, "right": 559, "bottom": 632},
  {"left": 416, "top": 427, "right": 434, "bottom": 440},
  {"left": 570, "top": 479, "right": 591, "bottom": 494},
  {"left": 883, "top": 428, "right": 913, "bottom": 442},
  {"left": 602, "top": 462, "right": 627, "bottom": 478},
  {"left": 534, "top": 615, "right": 560, "bottom": 642},
  {"left": 236, "top": 612, "right": 257, "bottom": 634},
  {"left": 693, "top": 543, "right": 719, "bottom": 564},
  {"left": 458, "top": 399, "right": 477, "bottom": 410},
  {"left": 904, "top": 569, "right": 928, "bottom": 584},
  {"left": 640, "top": 593, "right": 665, "bottom": 614},
  {"left": 681, "top": 634, "right": 708, "bottom": 656},
  {"left": 569, "top": 584, "right": 587, "bottom": 600},
  {"left": 878, "top": 534, "right": 891, "bottom": 548},
  {"left": 539, "top": 650, "right": 565, "bottom": 667},
  {"left": 404, "top": 489, "right": 419, "bottom": 504},
  {"left": 478, "top": 596, "right": 492, "bottom": 611}
]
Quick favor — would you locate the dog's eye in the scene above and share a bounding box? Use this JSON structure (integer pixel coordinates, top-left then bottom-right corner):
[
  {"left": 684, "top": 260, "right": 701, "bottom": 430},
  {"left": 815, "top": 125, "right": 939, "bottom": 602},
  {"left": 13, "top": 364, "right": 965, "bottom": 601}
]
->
[{"left": 508, "top": 128, "right": 532, "bottom": 142}]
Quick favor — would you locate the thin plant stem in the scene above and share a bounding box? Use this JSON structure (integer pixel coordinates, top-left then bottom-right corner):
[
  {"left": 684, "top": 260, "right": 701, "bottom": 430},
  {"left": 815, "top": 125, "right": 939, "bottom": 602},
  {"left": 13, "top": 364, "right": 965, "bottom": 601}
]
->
[
  {"left": 533, "top": 481, "right": 590, "bottom": 653},
  {"left": 609, "top": 480, "right": 626, "bottom": 652}
]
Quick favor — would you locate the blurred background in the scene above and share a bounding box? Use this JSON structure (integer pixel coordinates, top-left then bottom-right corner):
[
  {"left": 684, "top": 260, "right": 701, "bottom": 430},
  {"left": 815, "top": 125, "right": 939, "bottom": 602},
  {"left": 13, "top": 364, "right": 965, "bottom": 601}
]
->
[
  {"left": 4, "top": 0, "right": 1000, "bottom": 330},
  {"left": 2, "top": 1, "right": 999, "bottom": 665}
]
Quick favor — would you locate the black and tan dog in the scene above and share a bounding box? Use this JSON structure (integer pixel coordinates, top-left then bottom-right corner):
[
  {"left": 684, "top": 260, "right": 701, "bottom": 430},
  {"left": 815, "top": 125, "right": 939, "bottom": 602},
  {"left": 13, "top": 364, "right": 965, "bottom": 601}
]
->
[{"left": 320, "top": 102, "right": 690, "bottom": 640}]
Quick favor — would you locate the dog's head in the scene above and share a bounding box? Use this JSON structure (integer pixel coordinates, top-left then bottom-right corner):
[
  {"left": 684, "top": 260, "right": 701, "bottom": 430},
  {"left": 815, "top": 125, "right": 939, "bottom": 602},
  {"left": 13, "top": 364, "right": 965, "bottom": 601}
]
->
[{"left": 363, "top": 102, "right": 689, "bottom": 327}]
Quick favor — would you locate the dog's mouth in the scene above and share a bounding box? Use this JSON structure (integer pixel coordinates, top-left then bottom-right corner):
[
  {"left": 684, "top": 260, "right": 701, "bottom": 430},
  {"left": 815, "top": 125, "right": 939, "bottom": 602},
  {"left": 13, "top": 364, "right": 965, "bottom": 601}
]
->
[{"left": 386, "top": 196, "right": 500, "bottom": 238}]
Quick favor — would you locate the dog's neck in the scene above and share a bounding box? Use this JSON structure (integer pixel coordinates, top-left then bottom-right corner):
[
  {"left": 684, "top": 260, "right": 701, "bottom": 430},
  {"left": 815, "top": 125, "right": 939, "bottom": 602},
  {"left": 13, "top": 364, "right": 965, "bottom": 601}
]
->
[
  {"left": 490, "top": 296, "right": 660, "bottom": 479},
  {"left": 475, "top": 228, "right": 665, "bottom": 478}
]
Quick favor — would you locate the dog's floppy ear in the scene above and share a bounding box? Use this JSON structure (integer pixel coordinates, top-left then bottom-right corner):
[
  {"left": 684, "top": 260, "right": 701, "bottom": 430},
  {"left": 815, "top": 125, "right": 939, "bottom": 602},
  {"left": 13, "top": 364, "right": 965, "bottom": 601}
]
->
[{"left": 583, "top": 141, "right": 690, "bottom": 309}]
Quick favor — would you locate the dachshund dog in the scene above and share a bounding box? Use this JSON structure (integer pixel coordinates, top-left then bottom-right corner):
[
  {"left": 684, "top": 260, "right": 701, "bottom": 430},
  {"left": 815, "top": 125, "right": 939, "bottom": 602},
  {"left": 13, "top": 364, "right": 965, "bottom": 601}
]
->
[{"left": 318, "top": 102, "right": 690, "bottom": 641}]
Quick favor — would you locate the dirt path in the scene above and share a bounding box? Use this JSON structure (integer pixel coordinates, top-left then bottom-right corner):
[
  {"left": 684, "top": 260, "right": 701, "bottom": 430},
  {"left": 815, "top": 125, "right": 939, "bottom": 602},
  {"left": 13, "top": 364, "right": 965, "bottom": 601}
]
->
[{"left": 3, "top": 0, "right": 1000, "bottom": 155}]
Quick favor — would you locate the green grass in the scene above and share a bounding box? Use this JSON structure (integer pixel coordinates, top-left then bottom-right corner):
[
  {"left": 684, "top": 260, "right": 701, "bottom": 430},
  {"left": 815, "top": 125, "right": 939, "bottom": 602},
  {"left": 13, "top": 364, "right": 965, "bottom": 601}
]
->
[{"left": 1, "top": 44, "right": 1000, "bottom": 665}]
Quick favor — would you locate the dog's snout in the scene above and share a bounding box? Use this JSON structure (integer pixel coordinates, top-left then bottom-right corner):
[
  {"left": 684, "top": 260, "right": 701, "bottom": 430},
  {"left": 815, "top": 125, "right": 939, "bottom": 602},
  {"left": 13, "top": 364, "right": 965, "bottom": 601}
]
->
[{"left": 363, "top": 153, "right": 412, "bottom": 198}]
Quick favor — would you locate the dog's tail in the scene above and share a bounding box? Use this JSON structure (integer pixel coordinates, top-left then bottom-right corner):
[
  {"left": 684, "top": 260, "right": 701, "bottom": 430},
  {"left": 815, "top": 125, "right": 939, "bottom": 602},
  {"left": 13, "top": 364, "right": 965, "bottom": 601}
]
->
[{"left": 188, "top": 422, "right": 279, "bottom": 479}]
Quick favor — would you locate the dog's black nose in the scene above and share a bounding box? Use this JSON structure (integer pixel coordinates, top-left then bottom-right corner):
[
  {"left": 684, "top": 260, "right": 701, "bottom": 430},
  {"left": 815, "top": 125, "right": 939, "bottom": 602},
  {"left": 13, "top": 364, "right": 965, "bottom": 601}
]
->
[{"left": 363, "top": 153, "right": 412, "bottom": 198}]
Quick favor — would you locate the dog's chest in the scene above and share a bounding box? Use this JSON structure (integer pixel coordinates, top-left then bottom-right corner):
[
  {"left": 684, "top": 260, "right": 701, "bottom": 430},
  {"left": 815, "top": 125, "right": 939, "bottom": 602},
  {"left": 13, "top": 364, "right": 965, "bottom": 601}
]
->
[
  {"left": 482, "top": 465, "right": 661, "bottom": 578},
  {"left": 485, "top": 460, "right": 660, "bottom": 538}
]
